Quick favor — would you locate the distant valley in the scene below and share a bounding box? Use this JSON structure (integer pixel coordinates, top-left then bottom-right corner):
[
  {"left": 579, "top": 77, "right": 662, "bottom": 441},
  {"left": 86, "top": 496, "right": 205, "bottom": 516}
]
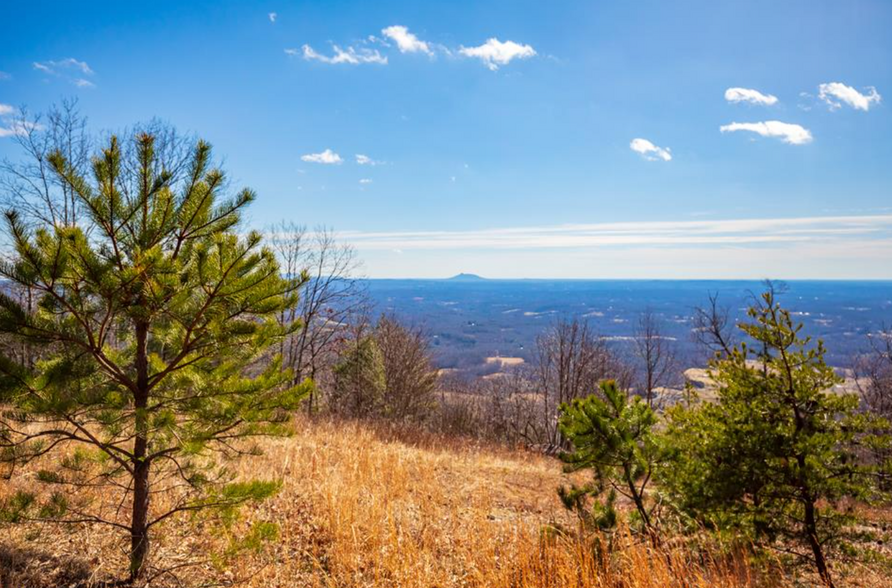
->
[{"left": 366, "top": 279, "right": 892, "bottom": 377}]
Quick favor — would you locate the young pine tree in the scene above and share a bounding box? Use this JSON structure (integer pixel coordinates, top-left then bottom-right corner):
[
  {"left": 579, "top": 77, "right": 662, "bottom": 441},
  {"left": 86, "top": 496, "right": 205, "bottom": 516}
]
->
[
  {"left": 0, "top": 133, "right": 310, "bottom": 582},
  {"left": 663, "top": 290, "right": 888, "bottom": 588},
  {"left": 331, "top": 334, "right": 386, "bottom": 417},
  {"left": 558, "top": 380, "right": 660, "bottom": 534}
]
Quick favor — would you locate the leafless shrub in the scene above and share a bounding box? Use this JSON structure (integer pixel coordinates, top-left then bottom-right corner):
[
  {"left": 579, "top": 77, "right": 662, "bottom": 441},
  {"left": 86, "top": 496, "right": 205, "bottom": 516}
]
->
[
  {"left": 376, "top": 315, "right": 439, "bottom": 421},
  {"left": 856, "top": 325, "right": 892, "bottom": 489}
]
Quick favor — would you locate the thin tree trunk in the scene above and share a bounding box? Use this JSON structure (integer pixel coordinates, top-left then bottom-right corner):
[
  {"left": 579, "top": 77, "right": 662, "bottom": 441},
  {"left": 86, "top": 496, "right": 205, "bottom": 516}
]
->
[
  {"left": 623, "top": 462, "right": 651, "bottom": 531},
  {"left": 803, "top": 498, "right": 834, "bottom": 588},
  {"left": 130, "top": 321, "right": 151, "bottom": 581}
]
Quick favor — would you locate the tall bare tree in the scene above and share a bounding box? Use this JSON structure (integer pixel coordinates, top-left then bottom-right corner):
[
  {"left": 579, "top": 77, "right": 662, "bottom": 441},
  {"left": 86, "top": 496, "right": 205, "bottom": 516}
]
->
[
  {"left": 691, "top": 291, "right": 737, "bottom": 359},
  {"left": 535, "top": 318, "right": 629, "bottom": 445},
  {"left": 1, "top": 100, "right": 194, "bottom": 231},
  {"left": 268, "top": 222, "right": 368, "bottom": 412},
  {"left": 632, "top": 309, "right": 679, "bottom": 408},
  {"left": 0, "top": 99, "right": 90, "bottom": 228}
]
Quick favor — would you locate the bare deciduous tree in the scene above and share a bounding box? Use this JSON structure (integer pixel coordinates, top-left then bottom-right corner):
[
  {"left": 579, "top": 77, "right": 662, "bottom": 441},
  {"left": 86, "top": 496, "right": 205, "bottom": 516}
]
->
[
  {"left": 0, "top": 99, "right": 90, "bottom": 228},
  {"left": 856, "top": 325, "right": 892, "bottom": 489},
  {"left": 376, "top": 315, "right": 438, "bottom": 421},
  {"left": 1, "top": 101, "right": 194, "bottom": 231},
  {"left": 268, "top": 222, "right": 368, "bottom": 412},
  {"left": 535, "top": 318, "right": 630, "bottom": 445},
  {"left": 633, "top": 308, "right": 679, "bottom": 408},
  {"left": 691, "top": 291, "right": 737, "bottom": 358}
]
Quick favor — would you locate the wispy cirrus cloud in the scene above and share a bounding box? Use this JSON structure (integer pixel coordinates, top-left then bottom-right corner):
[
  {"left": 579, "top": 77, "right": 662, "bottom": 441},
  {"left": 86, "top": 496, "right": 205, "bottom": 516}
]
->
[
  {"left": 33, "top": 57, "right": 95, "bottom": 88},
  {"left": 340, "top": 214, "right": 892, "bottom": 251},
  {"left": 268, "top": 12, "right": 277, "bottom": 23},
  {"left": 725, "top": 87, "right": 778, "bottom": 106},
  {"left": 818, "top": 82, "right": 881, "bottom": 111},
  {"left": 33, "top": 58, "right": 93, "bottom": 75},
  {"left": 719, "top": 120, "right": 812, "bottom": 145},
  {"left": 301, "top": 149, "right": 343, "bottom": 164},
  {"left": 381, "top": 25, "right": 432, "bottom": 55},
  {"left": 630, "top": 138, "right": 672, "bottom": 161},
  {"left": 458, "top": 38, "right": 536, "bottom": 70},
  {"left": 296, "top": 44, "right": 387, "bottom": 65},
  {"left": 353, "top": 216, "right": 892, "bottom": 278},
  {"left": 0, "top": 71, "right": 10, "bottom": 81}
]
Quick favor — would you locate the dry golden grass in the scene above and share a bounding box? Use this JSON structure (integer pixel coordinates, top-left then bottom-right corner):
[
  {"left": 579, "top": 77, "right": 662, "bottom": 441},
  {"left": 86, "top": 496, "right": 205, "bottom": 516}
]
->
[{"left": 1, "top": 417, "right": 886, "bottom": 587}]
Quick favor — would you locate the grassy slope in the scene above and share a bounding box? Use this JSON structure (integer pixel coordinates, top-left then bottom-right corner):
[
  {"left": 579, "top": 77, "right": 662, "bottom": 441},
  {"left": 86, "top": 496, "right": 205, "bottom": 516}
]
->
[{"left": 1, "top": 417, "right": 887, "bottom": 587}]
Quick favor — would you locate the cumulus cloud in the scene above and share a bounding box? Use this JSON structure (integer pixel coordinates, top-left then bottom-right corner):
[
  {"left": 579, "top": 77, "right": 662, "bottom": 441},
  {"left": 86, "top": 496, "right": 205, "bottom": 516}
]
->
[
  {"left": 268, "top": 12, "right": 277, "bottom": 23},
  {"left": 630, "top": 138, "right": 672, "bottom": 162},
  {"left": 459, "top": 38, "right": 536, "bottom": 70},
  {"left": 0, "top": 104, "right": 13, "bottom": 116},
  {"left": 299, "top": 44, "right": 387, "bottom": 65},
  {"left": 724, "top": 87, "right": 778, "bottom": 106},
  {"left": 818, "top": 82, "right": 881, "bottom": 111},
  {"left": 301, "top": 149, "right": 343, "bottom": 164},
  {"left": 719, "top": 120, "right": 812, "bottom": 145},
  {"left": 381, "top": 25, "right": 432, "bottom": 55}
]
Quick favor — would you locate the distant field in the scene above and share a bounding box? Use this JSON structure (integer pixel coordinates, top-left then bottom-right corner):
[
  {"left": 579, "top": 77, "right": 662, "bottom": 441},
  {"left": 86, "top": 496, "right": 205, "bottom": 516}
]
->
[{"left": 367, "top": 279, "right": 892, "bottom": 375}]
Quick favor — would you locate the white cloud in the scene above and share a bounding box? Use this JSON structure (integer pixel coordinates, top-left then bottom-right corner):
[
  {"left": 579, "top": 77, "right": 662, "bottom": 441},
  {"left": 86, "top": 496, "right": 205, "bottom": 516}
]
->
[
  {"left": 381, "top": 25, "right": 432, "bottom": 55},
  {"left": 724, "top": 87, "right": 778, "bottom": 106},
  {"left": 340, "top": 214, "right": 892, "bottom": 251},
  {"left": 33, "top": 58, "right": 95, "bottom": 88},
  {"left": 355, "top": 154, "right": 385, "bottom": 166},
  {"left": 459, "top": 38, "right": 536, "bottom": 70},
  {"left": 630, "top": 138, "right": 672, "bottom": 162},
  {"left": 818, "top": 82, "right": 881, "bottom": 111},
  {"left": 300, "top": 44, "right": 387, "bottom": 65},
  {"left": 719, "top": 120, "right": 812, "bottom": 145},
  {"left": 359, "top": 178, "right": 373, "bottom": 184},
  {"left": 301, "top": 149, "right": 343, "bottom": 164},
  {"left": 0, "top": 111, "right": 44, "bottom": 138},
  {"left": 0, "top": 72, "right": 10, "bottom": 81},
  {"left": 268, "top": 12, "right": 277, "bottom": 23},
  {"left": 33, "top": 58, "right": 94, "bottom": 76}
]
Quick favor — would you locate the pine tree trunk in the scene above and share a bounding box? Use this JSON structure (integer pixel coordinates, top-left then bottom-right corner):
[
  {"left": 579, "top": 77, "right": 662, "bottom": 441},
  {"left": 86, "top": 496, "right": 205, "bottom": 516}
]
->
[
  {"left": 623, "top": 462, "right": 651, "bottom": 530},
  {"left": 130, "top": 321, "right": 151, "bottom": 581},
  {"left": 804, "top": 499, "right": 834, "bottom": 588}
]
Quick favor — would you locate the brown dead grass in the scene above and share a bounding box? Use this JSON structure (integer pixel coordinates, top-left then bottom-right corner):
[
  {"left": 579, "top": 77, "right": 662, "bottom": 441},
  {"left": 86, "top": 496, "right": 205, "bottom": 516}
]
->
[{"left": 1, "top": 417, "right": 886, "bottom": 587}]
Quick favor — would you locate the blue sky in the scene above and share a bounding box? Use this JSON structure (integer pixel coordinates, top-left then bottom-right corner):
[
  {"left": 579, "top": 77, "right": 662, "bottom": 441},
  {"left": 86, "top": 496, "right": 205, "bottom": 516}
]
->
[{"left": 1, "top": 0, "right": 890, "bottom": 278}]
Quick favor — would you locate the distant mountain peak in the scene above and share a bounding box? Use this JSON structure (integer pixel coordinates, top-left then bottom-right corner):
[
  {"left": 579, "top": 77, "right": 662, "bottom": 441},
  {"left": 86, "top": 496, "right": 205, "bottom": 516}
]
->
[{"left": 447, "top": 273, "right": 486, "bottom": 281}]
